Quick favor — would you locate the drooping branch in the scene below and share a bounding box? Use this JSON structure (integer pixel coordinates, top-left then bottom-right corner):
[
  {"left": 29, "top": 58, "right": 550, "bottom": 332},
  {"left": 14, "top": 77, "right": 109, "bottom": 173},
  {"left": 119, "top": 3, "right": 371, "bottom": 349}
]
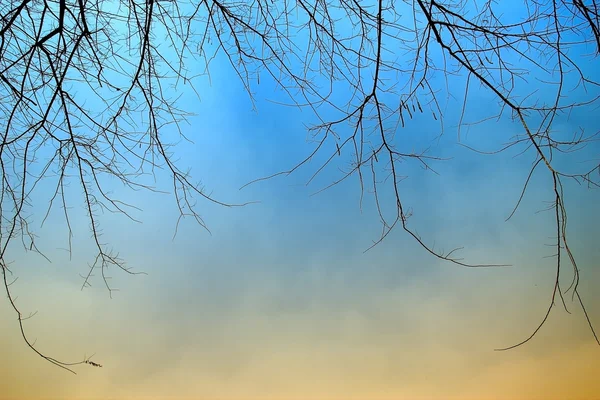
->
[{"left": 1, "top": 0, "right": 598, "bottom": 371}]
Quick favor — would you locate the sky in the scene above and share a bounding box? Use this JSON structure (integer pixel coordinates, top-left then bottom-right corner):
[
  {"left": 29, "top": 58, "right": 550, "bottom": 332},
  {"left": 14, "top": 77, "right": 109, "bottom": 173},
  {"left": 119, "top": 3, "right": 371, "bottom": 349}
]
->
[{"left": 1, "top": 1, "right": 600, "bottom": 399}]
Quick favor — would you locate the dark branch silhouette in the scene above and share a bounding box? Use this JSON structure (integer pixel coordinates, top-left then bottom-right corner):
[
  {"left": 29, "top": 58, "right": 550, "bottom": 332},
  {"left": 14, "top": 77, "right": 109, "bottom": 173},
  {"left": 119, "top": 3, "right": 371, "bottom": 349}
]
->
[{"left": 1, "top": 0, "right": 598, "bottom": 371}]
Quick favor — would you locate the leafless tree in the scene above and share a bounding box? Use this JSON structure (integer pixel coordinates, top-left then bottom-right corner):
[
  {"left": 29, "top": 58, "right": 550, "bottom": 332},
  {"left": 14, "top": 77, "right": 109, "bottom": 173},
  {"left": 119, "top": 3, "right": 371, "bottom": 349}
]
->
[{"left": 1, "top": 0, "right": 598, "bottom": 372}]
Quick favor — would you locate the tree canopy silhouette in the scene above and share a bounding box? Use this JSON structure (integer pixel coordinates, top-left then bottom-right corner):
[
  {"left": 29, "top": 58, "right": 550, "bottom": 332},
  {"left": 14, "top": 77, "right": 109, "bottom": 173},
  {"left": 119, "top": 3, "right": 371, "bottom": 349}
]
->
[{"left": 1, "top": 0, "right": 599, "bottom": 372}]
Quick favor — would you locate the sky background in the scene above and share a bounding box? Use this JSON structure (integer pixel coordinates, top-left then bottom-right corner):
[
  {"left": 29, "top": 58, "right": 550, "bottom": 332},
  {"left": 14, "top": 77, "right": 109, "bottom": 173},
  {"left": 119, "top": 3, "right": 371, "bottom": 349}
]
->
[{"left": 1, "top": 2, "right": 600, "bottom": 399}]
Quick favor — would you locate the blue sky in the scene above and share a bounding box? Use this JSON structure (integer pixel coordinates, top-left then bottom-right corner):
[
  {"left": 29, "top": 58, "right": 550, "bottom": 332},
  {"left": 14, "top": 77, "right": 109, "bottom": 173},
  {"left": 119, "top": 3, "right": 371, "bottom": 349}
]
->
[{"left": 1, "top": 1, "right": 599, "bottom": 398}]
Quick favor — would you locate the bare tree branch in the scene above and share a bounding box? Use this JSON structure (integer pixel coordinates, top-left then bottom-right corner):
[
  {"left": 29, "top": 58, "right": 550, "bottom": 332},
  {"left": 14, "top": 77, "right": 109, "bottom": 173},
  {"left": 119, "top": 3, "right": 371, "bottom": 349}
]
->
[{"left": 1, "top": 0, "right": 598, "bottom": 370}]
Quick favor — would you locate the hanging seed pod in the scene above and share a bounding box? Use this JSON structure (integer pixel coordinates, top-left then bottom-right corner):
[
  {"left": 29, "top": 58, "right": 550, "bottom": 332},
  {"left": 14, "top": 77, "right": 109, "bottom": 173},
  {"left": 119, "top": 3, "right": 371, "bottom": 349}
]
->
[{"left": 400, "top": 107, "right": 405, "bottom": 127}]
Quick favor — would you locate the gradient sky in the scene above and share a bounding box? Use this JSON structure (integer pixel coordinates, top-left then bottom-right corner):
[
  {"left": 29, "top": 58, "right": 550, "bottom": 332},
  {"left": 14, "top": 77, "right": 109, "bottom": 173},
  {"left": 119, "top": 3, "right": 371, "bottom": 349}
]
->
[{"left": 1, "top": 2, "right": 600, "bottom": 399}]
